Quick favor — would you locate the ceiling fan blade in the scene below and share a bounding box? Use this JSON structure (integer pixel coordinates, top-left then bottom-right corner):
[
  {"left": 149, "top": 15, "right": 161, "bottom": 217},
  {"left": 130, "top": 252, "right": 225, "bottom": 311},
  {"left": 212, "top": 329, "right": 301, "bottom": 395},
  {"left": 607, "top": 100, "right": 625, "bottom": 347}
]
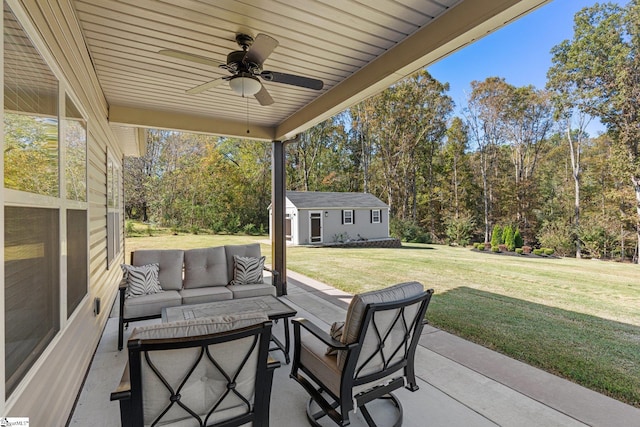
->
[
  {"left": 244, "top": 33, "right": 278, "bottom": 67},
  {"left": 254, "top": 84, "right": 274, "bottom": 106},
  {"left": 261, "top": 71, "right": 324, "bottom": 90},
  {"left": 158, "top": 49, "right": 224, "bottom": 68},
  {"left": 186, "top": 77, "right": 225, "bottom": 95}
]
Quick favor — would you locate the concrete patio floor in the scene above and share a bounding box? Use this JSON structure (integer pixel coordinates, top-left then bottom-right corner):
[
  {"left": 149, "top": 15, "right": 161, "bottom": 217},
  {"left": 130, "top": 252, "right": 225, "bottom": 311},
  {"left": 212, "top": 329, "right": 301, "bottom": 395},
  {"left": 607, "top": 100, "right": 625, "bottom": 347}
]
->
[{"left": 69, "top": 271, "right": 640, "bottom": 426}]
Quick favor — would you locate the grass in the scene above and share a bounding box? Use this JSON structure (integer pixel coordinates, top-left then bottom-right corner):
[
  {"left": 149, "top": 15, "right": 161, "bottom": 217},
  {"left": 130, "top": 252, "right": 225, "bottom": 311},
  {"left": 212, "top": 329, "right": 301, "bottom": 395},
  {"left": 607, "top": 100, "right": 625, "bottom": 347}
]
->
[{"left": 124, "top": 232, "right": 640, "bottom": 407}]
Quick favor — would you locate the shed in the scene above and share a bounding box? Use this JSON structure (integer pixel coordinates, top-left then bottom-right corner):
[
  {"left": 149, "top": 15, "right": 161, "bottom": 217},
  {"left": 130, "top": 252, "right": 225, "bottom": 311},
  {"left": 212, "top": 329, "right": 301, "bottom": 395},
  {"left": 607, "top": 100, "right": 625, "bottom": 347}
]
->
[{"left": 269, "top": 191, "right": 390, "bottom": 245}]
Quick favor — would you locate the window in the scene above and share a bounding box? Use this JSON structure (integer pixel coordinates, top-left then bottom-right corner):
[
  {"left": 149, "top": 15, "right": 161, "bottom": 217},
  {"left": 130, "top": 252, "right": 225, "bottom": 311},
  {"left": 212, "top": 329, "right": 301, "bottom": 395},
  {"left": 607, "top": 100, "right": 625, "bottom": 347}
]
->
[
  {"left": 67, "top": 209, "right": 88, "bottom": 317},
  {"left": 371, "top": 209, "right": 381, "bottom": 224},
  {"left": 107, "top": 154, "right": 122, "bottom": 268},
  {"left": 4, "top": 3, "right": 59, "bottom": 196},
  {"left": 64, "top": 95, "right": 87, "bottom": 202},
  {"left": 3, "top": 1, "right": 89, "bottom": 395},
  {"left": 342, "top": 209, "right": 354, "bottom": 225},
  {"left": 5, "top": 207, "right": 60, "bottom": 395}
]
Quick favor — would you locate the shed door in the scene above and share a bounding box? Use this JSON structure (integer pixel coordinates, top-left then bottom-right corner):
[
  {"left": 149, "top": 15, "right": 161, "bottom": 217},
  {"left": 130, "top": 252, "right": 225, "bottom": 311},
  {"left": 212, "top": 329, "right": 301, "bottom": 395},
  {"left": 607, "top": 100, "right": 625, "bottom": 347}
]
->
[{"left": 310, "top": 212, "right": 322, "bottom": 243}]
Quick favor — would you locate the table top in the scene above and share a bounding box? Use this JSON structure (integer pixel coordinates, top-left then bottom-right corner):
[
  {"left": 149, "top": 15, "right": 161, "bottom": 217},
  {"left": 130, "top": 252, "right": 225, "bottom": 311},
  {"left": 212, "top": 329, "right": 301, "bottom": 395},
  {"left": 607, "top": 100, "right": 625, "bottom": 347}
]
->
[{"left": 162, "top": 295, "right": 297, "bottom": 323}]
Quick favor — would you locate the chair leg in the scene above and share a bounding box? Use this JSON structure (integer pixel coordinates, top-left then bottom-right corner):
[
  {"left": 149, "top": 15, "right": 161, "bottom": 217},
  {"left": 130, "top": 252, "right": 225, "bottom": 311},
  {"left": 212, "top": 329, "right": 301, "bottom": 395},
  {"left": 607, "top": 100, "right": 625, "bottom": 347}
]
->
[
  {"left": 118, "top": 317, "right": 124, "bottom": 351},
  {"left": 359, "top": 393, "right": 403, "bottom": 427}
]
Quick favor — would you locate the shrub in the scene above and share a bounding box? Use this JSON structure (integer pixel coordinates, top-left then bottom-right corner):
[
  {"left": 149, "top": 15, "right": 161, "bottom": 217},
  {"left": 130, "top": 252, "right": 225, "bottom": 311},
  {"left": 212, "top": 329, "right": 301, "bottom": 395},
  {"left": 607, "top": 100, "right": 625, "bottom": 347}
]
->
[
  {"left": 533, "top": 248, "right": 544, "bottom": 256},
  {"left": 125, "top": 220, "right": 136, "bottom": 236},
  {"left": 503, "top": 225, "right": 515, "bottom": 251},
  {"left": 477, "top": 245, "right": 485, "bottom": 251},
  {"left": 445, "top": 214, "right": 476, "bottom": 247},
  {"left": 544, "top": 248, "right": 555, "bottom": 256},
  {"left": 537, "top": 221, "right": 575, "bottom": 257},
  {"left": 491, "top": 245, "right": 500, "bottom": 252},
  {"left": 515, "top": 248, "right": 524, "bottom": 254},
  {"left": 390, "top": 219, "right": 431, "bottom": 243},
  {"left": 514, "top": 229, "right": 524, "bottom": 248},
  {"left": 491, "top": 225, "right": 503, "bottom": 248}
]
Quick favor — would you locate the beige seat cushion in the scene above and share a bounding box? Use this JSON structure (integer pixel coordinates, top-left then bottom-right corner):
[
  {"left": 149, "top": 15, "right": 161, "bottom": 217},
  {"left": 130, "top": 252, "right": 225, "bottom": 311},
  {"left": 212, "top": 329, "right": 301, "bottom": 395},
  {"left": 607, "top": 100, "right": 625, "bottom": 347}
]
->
[
  {"left": 227, "top": 283, "right": 276, "bottom": 299},
  {"left": 123, "top": 290, "right": 181, "bottom": 319},
  {"left": 179, "top": 286, "right": 233, "bottom": 305}
]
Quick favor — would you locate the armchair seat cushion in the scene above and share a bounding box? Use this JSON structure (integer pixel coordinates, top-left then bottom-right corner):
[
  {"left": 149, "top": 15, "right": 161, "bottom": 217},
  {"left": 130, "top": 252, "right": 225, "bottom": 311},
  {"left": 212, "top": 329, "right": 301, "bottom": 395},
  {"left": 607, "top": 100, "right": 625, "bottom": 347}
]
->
[
  {"left": 227, "top": 283, "right": 276, "bottom": 299},
  {"left": 300, "top": 329, "right": 342, "bottom": 397},
  {"left": 123, "top": 290, "right": 181, "bottom": 319},
  {"left": 179, "top": 286, "right": 233, "bottom": 305}
]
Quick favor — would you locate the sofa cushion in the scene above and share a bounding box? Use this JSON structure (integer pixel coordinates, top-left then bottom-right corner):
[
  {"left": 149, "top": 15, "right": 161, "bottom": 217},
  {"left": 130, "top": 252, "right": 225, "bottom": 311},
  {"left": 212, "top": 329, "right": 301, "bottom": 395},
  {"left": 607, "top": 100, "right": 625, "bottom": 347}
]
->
[
  {"left": 123, "top": 290, "right": 181, "bottom": 319},
  {"left": 227, "top": 283, "right": 276, "bottom": 299},
  {"left": 132, "top": 249, "right": 184, "bottom": 291},
  {"left": 338, "top": 281, "right": 424, "bottom": 370},
  {"left": 230, "top": 255, "right": 265, "bottom": 286},
  {"left": 183, "top": 247, "right": 228, "bottom": 288},
  {"left": 224, "top": 244, "right": 262, "bottom": 282},
  {"left": 180, "top": 286, "right": 233, "bottom": 305},
  {"left": 120, "top": 263, "right": 162, "bottom": 297}
]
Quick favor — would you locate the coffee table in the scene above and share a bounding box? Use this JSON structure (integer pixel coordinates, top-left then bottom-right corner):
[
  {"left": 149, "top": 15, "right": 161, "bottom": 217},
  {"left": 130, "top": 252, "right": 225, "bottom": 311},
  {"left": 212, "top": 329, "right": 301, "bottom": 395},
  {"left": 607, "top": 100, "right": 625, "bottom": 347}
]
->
[{"left": 162, "top": 295, "right": 297, "bottom": 363}]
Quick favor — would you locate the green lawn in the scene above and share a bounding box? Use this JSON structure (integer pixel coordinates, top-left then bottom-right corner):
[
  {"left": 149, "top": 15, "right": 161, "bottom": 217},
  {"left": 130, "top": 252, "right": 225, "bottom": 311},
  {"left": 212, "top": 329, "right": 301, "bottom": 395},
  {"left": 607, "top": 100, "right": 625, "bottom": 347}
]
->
[{"left": 125, "top": 233, "right": 640, "bottom": 407}]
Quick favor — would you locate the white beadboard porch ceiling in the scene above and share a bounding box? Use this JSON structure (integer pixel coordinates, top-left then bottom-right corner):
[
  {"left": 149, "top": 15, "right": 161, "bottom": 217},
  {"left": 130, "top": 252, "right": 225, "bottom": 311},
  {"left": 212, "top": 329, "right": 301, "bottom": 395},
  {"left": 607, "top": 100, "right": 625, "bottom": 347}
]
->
[{"left": 72, "top": 0, "right": 550, "bottom": 141}]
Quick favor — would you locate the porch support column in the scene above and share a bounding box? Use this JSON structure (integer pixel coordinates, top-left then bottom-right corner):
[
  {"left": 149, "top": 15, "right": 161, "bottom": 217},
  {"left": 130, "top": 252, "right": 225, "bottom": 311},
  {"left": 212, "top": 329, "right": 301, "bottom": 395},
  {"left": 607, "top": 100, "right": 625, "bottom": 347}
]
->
[{"left": 271, "top": 139, "right": 287, "bottom": 295}]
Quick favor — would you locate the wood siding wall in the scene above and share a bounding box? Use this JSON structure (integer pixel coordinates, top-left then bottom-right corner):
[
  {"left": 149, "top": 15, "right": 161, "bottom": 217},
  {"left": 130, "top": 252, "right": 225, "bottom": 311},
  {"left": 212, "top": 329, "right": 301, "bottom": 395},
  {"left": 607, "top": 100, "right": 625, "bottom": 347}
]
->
[{"left": 4, "top": 0, "right": 125, "bottom": 423}]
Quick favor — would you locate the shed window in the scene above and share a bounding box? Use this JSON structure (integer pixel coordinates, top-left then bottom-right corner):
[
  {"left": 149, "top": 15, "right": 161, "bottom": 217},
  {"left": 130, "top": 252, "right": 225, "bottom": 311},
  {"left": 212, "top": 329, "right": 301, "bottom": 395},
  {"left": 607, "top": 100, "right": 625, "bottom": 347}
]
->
[
  {"left": 342, "top": 210, "right": 354, "bottom": 225},
  {"left": 371, "top": 209, "right": 381, "bottom": 223}
]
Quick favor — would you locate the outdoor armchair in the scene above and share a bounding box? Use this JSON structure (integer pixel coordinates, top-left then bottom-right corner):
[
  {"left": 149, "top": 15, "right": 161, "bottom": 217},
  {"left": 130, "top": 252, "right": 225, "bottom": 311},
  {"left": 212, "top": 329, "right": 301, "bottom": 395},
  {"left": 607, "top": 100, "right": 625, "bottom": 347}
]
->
[
  {"left": 290, "top": 282, "right": 434, "bottom": 426},
  {"left": 111, "top": 312, "right": 280, "bottom": 427}
]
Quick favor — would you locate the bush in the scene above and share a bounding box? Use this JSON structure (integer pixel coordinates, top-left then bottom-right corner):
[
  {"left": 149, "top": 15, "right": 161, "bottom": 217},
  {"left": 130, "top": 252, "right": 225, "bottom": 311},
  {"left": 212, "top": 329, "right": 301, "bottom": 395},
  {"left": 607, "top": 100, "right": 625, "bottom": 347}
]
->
[
  {"left": 533, "top": 248, "right": 544, "bottom": 256},
  {"left": 537, "top": 221, "right": 575, "bottom": 257},
  {"left": 125, "top": 220, "right": 136, "bottom": 236},
  {"left": 491, "top": 225, "right": 503, "bottom": 248},
  {"left": 514, "top": 229, "right": 524, "bottom": 248},
  {"left": 445, "top": 214, "right": 476, "bottom": 247},
  {"left": 503, "top": 225, "right": 515, "bottom": 251},
  {"left": 390, "top": 219, "right": 431, "bottom": 243},
  {"left": 515, "top": 248, "right": 524, "bottom": 254},
  {"left": 544, "top": 248, "right": 555, "bottom": 256},
  {"left": 477, "top": 245, "right": 485, "bottom": 251},
  {"left": 491, "top": 245, "right": 500, "bottom": 252}
]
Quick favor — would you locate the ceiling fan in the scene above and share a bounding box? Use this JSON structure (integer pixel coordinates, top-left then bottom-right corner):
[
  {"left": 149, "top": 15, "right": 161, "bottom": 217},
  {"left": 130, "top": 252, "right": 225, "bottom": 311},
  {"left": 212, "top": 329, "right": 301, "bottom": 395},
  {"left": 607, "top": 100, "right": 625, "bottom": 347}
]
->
[{"left": 159, "top": 33, "right": 324, "bottom": 106}]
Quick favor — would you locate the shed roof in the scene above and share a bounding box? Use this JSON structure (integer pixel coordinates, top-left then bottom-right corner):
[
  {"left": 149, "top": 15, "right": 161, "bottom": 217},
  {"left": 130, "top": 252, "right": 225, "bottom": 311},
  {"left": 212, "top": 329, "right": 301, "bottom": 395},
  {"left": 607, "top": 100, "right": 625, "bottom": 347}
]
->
[{"left": 287, "top": 191, "right": 388, "bottom": 209}]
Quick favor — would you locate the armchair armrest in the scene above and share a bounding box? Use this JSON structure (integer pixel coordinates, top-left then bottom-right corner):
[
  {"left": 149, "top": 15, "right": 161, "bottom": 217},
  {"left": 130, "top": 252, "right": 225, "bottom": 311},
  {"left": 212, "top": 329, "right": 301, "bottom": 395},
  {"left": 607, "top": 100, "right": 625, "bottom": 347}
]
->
[
  {"left": 267, "top": 356, "right": 281, "bottom": 371},
  {"left": 110, "top": 362, "right": 131, "bottom": 402},
  {"left": 292, "top": 318, "right": 350, "bottom": 351}
]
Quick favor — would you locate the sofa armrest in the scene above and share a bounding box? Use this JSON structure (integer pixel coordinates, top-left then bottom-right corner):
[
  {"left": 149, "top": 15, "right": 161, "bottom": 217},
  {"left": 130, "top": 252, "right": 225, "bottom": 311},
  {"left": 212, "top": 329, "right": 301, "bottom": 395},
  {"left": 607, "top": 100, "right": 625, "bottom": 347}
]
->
[
  {"left": 110, "top": 362, "right": 131, "bottom": 401},
  {"left": 263, "top": 266, "right": 279, "bottom": 285}
]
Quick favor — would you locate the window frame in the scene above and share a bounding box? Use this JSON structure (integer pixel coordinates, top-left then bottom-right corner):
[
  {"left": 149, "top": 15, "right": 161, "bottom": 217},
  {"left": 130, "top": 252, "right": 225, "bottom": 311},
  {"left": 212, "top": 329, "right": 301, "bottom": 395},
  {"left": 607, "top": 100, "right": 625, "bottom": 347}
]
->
[
  {"left": 371, "top": 209, "right": 381, "bottom": 224},
  {"left": 342, "top": 209, "right": 354, "bottom": 225}
]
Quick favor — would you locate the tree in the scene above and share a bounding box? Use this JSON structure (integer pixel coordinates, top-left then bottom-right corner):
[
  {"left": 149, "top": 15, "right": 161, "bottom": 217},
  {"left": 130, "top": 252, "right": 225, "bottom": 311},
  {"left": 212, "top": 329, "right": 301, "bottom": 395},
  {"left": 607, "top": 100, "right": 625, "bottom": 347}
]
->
[
  {"left": 548, "top": 1, "right": 640, "bottom": 262},
  {"left": 465, "top": 78, "right": 509, "bottom": 242}
]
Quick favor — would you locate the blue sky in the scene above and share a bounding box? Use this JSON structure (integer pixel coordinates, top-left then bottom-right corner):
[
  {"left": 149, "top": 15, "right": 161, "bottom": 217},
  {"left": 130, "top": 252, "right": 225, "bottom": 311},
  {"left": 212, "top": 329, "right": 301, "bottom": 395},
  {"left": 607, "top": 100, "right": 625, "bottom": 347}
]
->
[{"left": 427, "top": 0, "right": 628, "bottom": 136}]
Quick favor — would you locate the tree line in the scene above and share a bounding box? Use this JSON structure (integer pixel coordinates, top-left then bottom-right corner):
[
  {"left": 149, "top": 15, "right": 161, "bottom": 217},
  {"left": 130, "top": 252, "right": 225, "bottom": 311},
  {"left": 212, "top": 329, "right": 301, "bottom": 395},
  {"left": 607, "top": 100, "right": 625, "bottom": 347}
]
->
[{"left": 125, "top": 2, "right": 640, "bottom": 262}]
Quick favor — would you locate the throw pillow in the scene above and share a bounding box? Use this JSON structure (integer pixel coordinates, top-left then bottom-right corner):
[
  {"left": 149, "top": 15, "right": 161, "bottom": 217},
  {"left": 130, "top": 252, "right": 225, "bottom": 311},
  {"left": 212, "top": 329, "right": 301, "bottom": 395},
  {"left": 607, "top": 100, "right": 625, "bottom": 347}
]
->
[
  {"left": 230, "top": 255, "right": 265, "bottom": 286},
  {"left": 325, "top": 321, "right": 345, "bottom": 356},
  {"left": 121, "top": 263, "right": 163, "bottom": 297}
]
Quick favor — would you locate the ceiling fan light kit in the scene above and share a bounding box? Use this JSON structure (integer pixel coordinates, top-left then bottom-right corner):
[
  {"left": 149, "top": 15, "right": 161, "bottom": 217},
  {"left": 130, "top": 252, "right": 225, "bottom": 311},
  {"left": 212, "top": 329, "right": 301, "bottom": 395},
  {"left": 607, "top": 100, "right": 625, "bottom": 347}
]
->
[
  {"left": 159, "top": 32, "right": 324, "bottom": 106},
  {"left": 229, "top": 74, "right": 262, "bottom": 96}
]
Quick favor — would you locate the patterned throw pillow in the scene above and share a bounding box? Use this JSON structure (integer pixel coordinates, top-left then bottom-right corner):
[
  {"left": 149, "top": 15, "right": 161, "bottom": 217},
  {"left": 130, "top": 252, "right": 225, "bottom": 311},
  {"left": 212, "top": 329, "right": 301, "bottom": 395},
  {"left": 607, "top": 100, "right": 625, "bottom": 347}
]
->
[
  {"left": 326, "top": 321, "right": 345, "bottom": 356},
  {"left": 230, "top": 255, "right": 265, "bottom": 286},
  {"left": 120, "top": 263, "right": 163, "bottom": 297}
]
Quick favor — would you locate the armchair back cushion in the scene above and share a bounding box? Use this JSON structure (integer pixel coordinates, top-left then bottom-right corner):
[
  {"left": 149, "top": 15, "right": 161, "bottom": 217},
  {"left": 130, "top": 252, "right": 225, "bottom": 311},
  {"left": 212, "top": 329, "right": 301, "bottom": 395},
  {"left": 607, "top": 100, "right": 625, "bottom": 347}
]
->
[
  {"left": 129, "top": 312, "right": 269, "bottom": 426},
  {"left": 338, "top": 281, "right": 425, "bottom": 372},
  {"left": 132, "top": 249, "right": 184, "bottom": 291},
  {"left": 183, "top": 246, "right": 229, "bottom": 288}
]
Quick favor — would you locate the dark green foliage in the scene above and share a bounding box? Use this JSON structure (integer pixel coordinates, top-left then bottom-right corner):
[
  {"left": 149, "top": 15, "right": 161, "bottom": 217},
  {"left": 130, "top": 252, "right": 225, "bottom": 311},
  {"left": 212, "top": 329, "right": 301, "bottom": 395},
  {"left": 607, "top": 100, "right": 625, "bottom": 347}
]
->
[
  {"left": 491, "top": 225, "right": 503, "bottom": 248},
  {"left": 514, "top": 229, "right": 524, "bottom": 248},
  {"left": 503, "top": 225, "right": 515, "bottom": 251}
]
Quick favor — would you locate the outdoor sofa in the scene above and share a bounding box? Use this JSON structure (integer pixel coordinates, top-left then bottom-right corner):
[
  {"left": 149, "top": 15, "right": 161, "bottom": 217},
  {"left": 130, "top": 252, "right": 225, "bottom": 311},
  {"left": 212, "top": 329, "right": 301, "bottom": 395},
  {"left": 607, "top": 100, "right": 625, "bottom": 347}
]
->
[{"left": 117, "top": 243, "right": 278, "bottom": 350}]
